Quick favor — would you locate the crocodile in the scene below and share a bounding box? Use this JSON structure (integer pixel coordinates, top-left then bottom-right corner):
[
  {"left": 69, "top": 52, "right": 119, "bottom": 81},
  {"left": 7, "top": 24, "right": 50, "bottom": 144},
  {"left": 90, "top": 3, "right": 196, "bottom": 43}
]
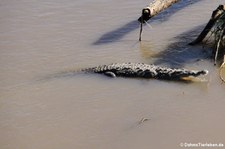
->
[{"left": 81, "top": 63, "right": 208, "bottom": 81}]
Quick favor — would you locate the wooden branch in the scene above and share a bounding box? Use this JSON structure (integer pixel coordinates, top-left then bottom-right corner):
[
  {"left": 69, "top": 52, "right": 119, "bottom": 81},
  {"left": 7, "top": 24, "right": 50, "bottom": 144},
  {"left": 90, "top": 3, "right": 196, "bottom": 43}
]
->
[
  {"left": 138, "top": 0, "right": 180, "bottom": 23},
  {"left": 189, "top": 5, "right": 225, "bottom": 45},
  {"left": 214, "top": 25, "right": 225, "bottom": 64},
  {"left": 138, "top": 0, "right": 180, "bottom": 41}
]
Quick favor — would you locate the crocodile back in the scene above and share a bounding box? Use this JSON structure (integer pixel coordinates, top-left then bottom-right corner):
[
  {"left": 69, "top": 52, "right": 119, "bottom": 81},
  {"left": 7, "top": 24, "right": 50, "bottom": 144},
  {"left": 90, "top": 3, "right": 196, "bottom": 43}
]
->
[{"left": 82, "top": 63, "right": 208, "bottom": 80}]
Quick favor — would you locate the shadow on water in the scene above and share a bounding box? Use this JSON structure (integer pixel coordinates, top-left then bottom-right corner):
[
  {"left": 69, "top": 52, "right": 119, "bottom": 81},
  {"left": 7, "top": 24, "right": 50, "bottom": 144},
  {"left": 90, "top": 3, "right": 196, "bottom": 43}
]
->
[
  {"left": 93, "top": 20, "right": 139, "bottom": 45},
  {"left": 153, "top": 25, "right": 212, "bottom": 68},
  {"left": 93, "top": 0, "right": 203, "bottom": 45}
]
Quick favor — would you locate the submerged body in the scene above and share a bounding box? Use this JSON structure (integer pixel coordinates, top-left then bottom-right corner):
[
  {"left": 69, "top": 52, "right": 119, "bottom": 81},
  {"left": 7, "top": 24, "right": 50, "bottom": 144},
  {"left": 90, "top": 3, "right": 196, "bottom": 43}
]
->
[{"left": 82, "top": 63, "right": 208, "bottom": 81}]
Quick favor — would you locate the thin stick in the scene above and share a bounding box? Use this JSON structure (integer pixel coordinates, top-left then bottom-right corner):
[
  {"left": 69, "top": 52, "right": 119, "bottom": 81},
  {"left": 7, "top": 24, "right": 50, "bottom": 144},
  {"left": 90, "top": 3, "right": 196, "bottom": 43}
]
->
[
  {"left": 214, "top": 25, "right": 225, "bottom": 65},
  {"left": 145, "top": 20, "right": 153, "bottom": 29},
  {"left": 214, "top": 38, "right": 221, "bottom": 65},
  {"left": 139, "top": 17, "right": 143, "bottom": 41},
  {"left": 220, "top": 56, "right": 225, "bottom": 83}
]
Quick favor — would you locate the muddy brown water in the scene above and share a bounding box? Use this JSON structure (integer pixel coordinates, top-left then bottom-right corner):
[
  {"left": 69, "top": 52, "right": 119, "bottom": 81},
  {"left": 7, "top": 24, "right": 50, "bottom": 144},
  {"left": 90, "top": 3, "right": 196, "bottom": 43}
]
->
[{"left": 1, "top": 0, "right": 225, "bottom": 149}]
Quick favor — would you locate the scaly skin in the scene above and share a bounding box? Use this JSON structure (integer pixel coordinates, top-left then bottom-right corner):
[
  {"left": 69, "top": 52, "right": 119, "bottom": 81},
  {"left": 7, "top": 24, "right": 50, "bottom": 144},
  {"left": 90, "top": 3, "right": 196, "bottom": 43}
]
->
[{"left": 82, "top": 63, "right": 208, "bottom": 80}]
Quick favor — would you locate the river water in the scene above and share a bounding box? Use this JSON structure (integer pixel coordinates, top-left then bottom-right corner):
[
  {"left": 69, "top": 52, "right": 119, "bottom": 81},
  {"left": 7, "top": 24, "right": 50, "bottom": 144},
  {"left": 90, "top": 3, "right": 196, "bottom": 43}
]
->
[{"left": 1, "top": 0, "right": 225, "bottom": 149}]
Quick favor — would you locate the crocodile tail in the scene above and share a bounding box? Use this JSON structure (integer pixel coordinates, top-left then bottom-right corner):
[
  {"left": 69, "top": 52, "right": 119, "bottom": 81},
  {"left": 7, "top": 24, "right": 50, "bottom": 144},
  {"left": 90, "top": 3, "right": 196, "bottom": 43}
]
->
[
  {"left": 81, "top": 64, "right": 111, "bottom": 74},
  {"left": 81, "top": 67, "right": 96, "bottom": 73}
]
